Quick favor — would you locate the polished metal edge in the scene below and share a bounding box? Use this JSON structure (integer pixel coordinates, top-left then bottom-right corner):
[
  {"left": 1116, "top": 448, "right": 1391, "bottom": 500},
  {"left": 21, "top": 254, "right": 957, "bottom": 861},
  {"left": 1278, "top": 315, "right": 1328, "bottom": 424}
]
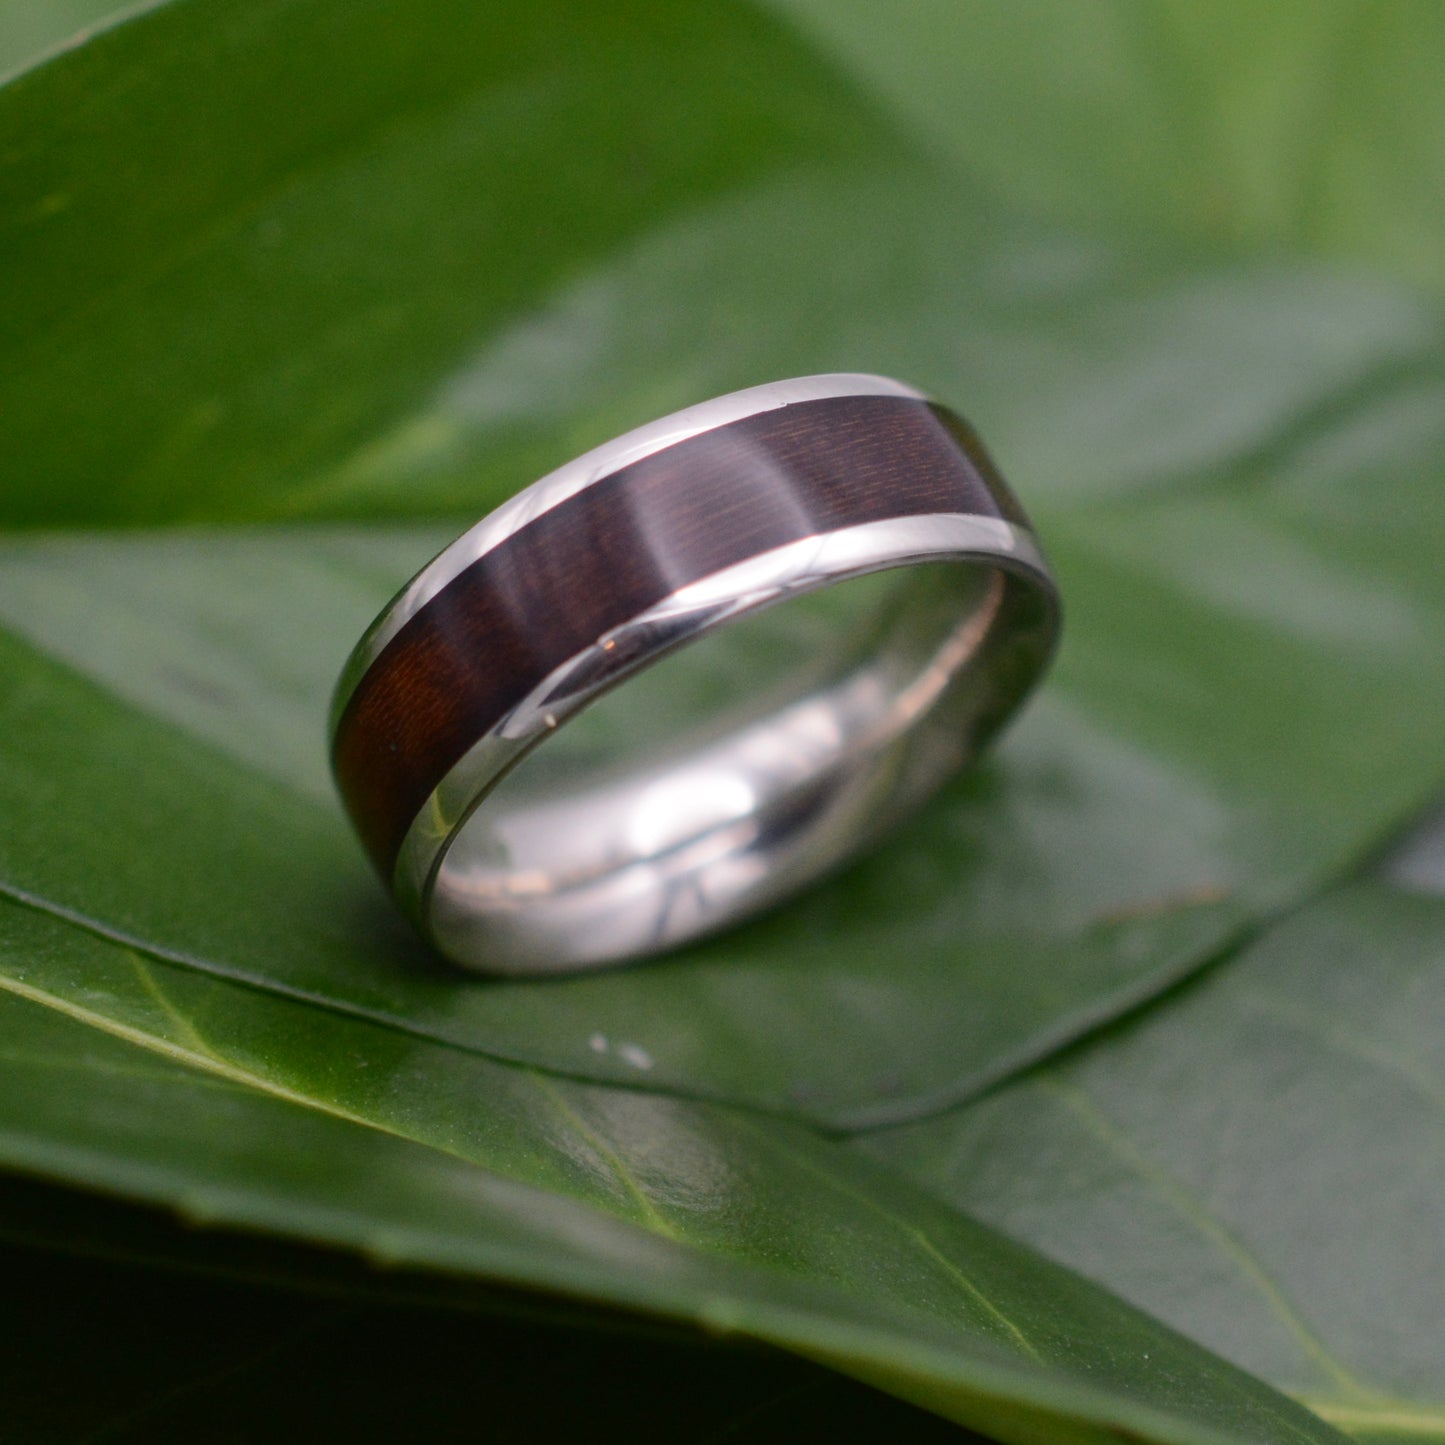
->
[
  {"left": 391, "top": 512, "right": 1054, "bottom": 927},
  {"left": 329, "top": 373, "right": 929, "bottom": 731}
]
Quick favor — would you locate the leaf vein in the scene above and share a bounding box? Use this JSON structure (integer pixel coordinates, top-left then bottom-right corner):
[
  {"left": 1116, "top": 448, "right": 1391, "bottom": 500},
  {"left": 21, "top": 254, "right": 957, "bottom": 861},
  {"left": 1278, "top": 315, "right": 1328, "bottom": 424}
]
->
[
  {"left": 734, "top": 1117, "right": 1043, "bottom": 1364},
  {"left": 1035, "top": 1074, "right": 1380, "bottom": 1403},
  {"left": 1238, "top": 988, "right": 1445, "bottom": 1117},
  {"left": 526, "top": 1070, "right": 680, "bottom": 1241},
  {"left": 1304, "top": 1396, "right": 1445, "bottom": 1439}
]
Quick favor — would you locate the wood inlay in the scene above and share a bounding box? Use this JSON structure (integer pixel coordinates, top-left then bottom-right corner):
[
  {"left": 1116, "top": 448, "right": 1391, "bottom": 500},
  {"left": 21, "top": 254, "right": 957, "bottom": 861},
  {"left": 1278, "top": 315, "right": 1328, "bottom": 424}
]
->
[{"left": 332, "top": 393, "right": 1034, "bottom": 876}]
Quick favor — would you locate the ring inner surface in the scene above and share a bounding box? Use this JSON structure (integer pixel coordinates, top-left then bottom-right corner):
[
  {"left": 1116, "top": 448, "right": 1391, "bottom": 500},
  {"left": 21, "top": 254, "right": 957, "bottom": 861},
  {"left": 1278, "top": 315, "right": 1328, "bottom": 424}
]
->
[{"left": 429, "top": 559, "right": 1017, "bottom": 970}]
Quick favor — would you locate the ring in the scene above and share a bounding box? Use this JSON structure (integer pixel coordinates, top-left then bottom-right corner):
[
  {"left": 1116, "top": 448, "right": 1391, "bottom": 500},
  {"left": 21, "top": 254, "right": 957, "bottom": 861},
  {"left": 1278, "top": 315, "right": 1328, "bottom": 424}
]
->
[{"left": 331, "top": 374, "right": 1060, "bottom": 974}]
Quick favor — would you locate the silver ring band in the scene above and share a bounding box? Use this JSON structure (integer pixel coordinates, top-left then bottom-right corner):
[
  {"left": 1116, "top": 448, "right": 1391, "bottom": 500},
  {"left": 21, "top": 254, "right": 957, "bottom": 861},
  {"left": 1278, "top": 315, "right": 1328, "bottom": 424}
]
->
[{"left": 331, "top": 374, "right": 1060, "bottom": 973}]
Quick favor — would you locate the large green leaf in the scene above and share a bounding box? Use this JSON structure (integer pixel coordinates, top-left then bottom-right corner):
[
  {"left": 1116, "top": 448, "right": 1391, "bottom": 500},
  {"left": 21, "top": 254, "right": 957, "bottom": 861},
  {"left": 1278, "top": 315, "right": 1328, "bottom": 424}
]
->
[
  {"left": 2, "top": 0, "right": 1444, "bottom": 1128},
  {"left": 4, "top": 369, "right": 1444, "bottom": 1129},
  {"left": 863, "top": 880, "right": 1445, "bottom": 1442},
  {"left": 0, "top": 897, "right": 1343, "bottom": 1445}
]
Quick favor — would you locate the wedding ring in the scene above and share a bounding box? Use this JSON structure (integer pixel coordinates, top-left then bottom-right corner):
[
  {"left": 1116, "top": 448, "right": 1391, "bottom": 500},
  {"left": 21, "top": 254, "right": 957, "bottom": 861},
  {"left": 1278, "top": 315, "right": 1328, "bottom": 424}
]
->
[{"left": 331, "top": 374, "right": 1060, "bottom": 973}]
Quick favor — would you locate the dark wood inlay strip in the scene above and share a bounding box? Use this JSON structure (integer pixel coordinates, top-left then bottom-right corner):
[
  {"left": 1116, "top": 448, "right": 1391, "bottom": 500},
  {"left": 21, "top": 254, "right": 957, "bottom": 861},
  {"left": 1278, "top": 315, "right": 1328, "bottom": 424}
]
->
[{"left": 333, "top": 393, "right": 1031, "bottom": 876}]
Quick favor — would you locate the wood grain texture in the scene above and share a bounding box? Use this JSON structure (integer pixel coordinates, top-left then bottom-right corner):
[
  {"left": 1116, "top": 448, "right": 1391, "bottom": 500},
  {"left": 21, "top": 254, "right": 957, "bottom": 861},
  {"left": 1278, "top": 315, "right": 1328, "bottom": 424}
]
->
[{"left": 332, "top": 394, "right": 1033, "bottom": 877}]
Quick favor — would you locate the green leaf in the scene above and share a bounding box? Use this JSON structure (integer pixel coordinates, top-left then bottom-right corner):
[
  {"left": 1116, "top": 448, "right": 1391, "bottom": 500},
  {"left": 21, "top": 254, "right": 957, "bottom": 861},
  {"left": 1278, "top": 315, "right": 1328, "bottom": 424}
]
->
[
  {"left": 0, "top": 897, "right": 1343, "bottom": 1445},
  {"left": 3, "top": 395, "right": 1445, "bottom": 1125},
  {"left": 862, "top": 881, "right": 1445, "bottom": 1443},
  {"left": 2, "top": 0, "right": 1444, "bottom": 1127}
]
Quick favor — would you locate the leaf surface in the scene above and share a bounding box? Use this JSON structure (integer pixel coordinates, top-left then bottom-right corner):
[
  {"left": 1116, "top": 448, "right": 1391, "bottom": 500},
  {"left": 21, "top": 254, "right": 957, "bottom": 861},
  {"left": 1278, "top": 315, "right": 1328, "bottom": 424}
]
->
[
  {"left": 863, "top": 882, "right": 1445, "bottom": 1443},
  {"left": 1, "top": 0, "right": 1444, "bottom": 1125}
]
